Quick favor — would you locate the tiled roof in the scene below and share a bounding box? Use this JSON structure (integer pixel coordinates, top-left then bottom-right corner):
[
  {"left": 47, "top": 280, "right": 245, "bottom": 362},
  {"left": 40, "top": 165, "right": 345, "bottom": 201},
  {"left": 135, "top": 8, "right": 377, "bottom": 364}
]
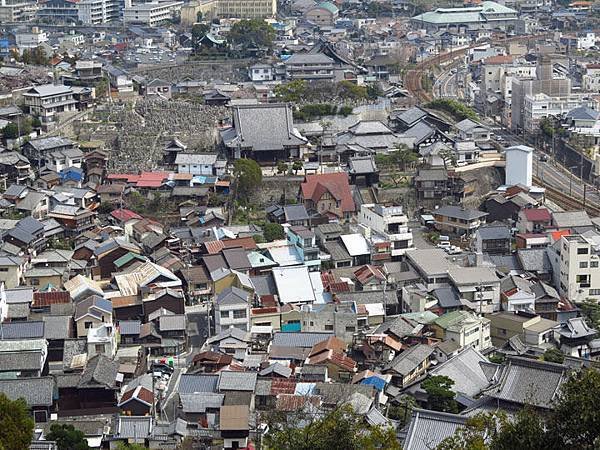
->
[
  {"left": 523, "top": 208, "right": 551, "bottom": 222},
  {"left": 0, "top": 377, "right": 54, "bottom": 406},
  {"left": 300, "top": 172, "right": 355, "bottom": 213},
  {"left": 218, "top": 371, "right": 257, "bottom": 392}
]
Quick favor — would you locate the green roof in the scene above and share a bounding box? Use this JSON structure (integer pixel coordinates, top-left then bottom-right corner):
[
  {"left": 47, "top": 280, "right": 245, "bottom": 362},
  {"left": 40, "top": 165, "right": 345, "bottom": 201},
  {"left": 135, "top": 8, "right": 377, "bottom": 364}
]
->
[
  {"left": 114, "top": 252, "right": 147, "bottom": 269},
  {"left": 247, "top": 251, "right": 276, "bottom": 268},
  {"left": 412, "top": 1, "right": 516, "bottom": 25},
  {"left": 433, "top": 310, "right": 472, "bottom": 329},
  {"left": 316, "top": 1, "right": 339, "bottom": 14}
]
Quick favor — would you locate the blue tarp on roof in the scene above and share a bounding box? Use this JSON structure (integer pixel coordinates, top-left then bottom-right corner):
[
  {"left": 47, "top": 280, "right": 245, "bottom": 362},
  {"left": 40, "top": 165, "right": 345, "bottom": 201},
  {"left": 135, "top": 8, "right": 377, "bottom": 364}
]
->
[{"left": 361, "top": 376, "right": 387, "bottom": 392}]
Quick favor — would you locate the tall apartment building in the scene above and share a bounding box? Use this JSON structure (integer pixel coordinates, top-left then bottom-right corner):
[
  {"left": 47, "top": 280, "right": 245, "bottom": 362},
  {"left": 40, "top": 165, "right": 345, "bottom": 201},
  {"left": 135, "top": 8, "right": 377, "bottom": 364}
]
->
[
  {"left": 216, "top": 0, "right": 276, "bottom": 18},
  {"left": 559, "top": 234, "right": 600, "bottom": 302},
  {"left": 0, "top": 0, "right": 37, "bottom": 22},
  {"left": 511, "top": 55, "right": 571, "bottom": 133},
  {"left": 123, "top": 0, "right": 183, "bottom": 26},
  {"left": 78, "top": 0, "right": 121, "bottom": 24},
  {"left": 359, "top": 203, "right": 414, "bottom": 259}
]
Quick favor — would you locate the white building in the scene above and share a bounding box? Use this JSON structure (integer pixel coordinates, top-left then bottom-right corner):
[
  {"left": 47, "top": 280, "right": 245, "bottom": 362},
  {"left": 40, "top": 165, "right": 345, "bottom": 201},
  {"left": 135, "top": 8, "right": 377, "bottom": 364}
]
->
[
  {"left": 214, "top": 286, "right": 251, "bottom": 334},
  {"left": 359, "top": 203, "right": 413, "bottom": 258},
  {"left": 15, "top": 28, "right": 48, "bottom": 49},
  {"left": 175, "top": 153, "right": 219, "bottom": 176},
  {"left": 77, "top": 0, "right": 120, "bottom": 24},
  {"left": 504, "top": 145, "right": 533, "bottom": 187},
  {"left": 103, "top": 65, "right": 134, "bottom": 94},
  {"left": 22, "top": 84, "right": 77, "bottom": 129},
  {"left": 433, "top": 310, "right": 492, "bottom": 352},
  {"left": 123, "top": 0, "right": 183, "bottom": 26},
  {"left": 0, "top": 0, "right": 37, "bottom": 22},
  {"left": 45, "top": 148, "right": 84, "bottom": 173},
  {"left": 87, "top": 323, "right": 117, "bottom": 359},
  {"left": 559, "top": 234, "right": 600, "bottom": 302},
  {"left": 448, "top": 266, "right": 501, "bottom": 314},
  {"left": 583, "top": 64, "right": 600, "bottom": 92},
  {"left": 522, "top": 92, "right": 596, "bottom": 134},
  {"left": 248, "top": 64, "right": 273, "bottom": 82}
]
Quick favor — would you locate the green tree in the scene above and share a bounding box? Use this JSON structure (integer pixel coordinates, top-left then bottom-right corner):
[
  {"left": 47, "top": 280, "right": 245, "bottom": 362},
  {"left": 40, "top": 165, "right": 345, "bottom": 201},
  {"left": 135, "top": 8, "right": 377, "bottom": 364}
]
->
[
  {"left": 95, "top": 79, "right": 109, "bottom": 98},
  {"left": 388, "top": 395, "right": 417, "bottom": 426},
  {"left": 48, "top": 238, "right": 72, "bottom": 250},
  {"left": 228, "top": 19, "right": 275, "bottom": 50},
  {"left": 421, "top": 375, "right": 459, "bottom": 413},
  {"left": 1, "top": 122, "right": 19, "bottom": 139},
  {"left": 0, "top": 393, "right": 35, "bottom": 450},
  {"left": 116, "top": 443, "right": 148, "bottom": 450},
  {"left": 548, "top": 369, "right": 600, "bottom": 449},
  {"left": 542, "top": 347, "right": 564, "bottom": 364},
  {"left": 47, "top": 424, "right": 89, "bottom": 450},
  {"left": 367, "top": 83, "right": 383, "bottom": 99},
  {"left": 391, "top": 143, "right": 418, "bottom": 171},
  {"left": 264, "top": 405, "right": 401, "bottom": 450},
  {"left": 580, "top": 298, "right": 600, "bottom": 328},
  {"left": 276, "top": 160, "right": 288, "bottom": 174},
  {"left": 263, "top": 222, "right": 284, "bottom": 242},
  {"left": 292, "top": 160, "right": 303, "bottom": 175},
  {"left": 233, "top": 158, "right": 262, "bottom": 204},
  {"left": 438, "top": 147, "right": 458, "bottom": 169},
  {"left": 192, "top": 23, "right": 210, "bottom": 50},
  {"left": 196, "top": 10, "right": 203, "bottom": 21},
  {"left": 274, "top": 79, "right": 307, "bottom": 102},
  {"left": 337, "top": 80, "right": 368, "bottom": 100}
]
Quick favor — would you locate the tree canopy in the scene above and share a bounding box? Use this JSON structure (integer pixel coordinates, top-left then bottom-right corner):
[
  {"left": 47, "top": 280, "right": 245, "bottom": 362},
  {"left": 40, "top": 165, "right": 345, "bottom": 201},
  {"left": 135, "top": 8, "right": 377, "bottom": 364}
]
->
[
  {"left": 421, "top": 375, "right": 459, "bottom": 413},
  {"left": 228, "top": 19, "right": 275, "bottom": 50},
  {"left": 191, "top": 23, "right": 210, "bottom": 50},
  {"left": 264, "top": 405, "right": 401, "bottom": 450},
  {"left": 0, "top": 393, "right": 35, "bottom": 450},
  {"left": 263, "top": 222, "right": 284, "bottom": 242},
  {"left": 47, "top": 424, "right": 89, "bottom": 450},
  {"left": 233, "top": 158, "right": 262, "bottom": 204}
]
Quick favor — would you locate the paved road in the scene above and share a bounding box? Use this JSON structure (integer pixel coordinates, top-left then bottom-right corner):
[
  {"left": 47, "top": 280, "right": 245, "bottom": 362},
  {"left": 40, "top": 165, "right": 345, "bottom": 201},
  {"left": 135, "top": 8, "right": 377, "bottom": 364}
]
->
[
  {"left": 186, "top": 309, "right": 210, "bottom": 364},
  {"left": 410, "top": 221, "right": 435, "bottom": 249}
]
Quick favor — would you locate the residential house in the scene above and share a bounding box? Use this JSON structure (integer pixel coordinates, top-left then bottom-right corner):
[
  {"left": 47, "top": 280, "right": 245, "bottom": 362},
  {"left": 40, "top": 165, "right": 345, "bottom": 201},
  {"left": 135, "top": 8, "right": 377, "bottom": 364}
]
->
[
  {"left": 414, "top": 168, "right": 449, "bottom": 205},
  {"left": 517, "top": 208, "right": 552, "bottom": 233},
  {"left": 22, "top": 84, "right": 78, "bottom": 130},
  {"left": 359, "top": 203, "right": 413, "bottom": 259},
  {"left": 499, "top": 275, "right": 536, "bottom": 312},
  {"left": 454, "top": 118, "right": 492, "bottom": 141},
  {"left": 300, "top": 172, "right": 356, "bottom": 221},
  {"left": 305, "top": 336, "right": 356, "bottom": 382},
  {"left": 284, "top": 53, "right": 334, "bottom": 81},
  {"left": 175, "top": 153, "right": 224, "bottom": 177},
  {"left": 215, "top": 286, "right": 251, "bottom": 334},
  {"left": 304, "top": 1, "right": 338, "bottom": 26},
  {"left": 432, "top": 310, "right": 492, "bottom": 351},
  {"left": 474, "top": 223, "right": 512, "bottom": 254},
  {"left": 286, "top": 225, "right": 320, "bottom": 271},
  {"left": 87, "top": 323, "right": 117, "bottom": 358},
  {"left": 448, "top": 266, "right": 500, "bottom": 313},
  {"left": 0, "top": 255, "right": 25, "bottom": 289},
  {"left": 556, "top": 317, "right": 599, "bottom": 359},
  {"left": 4, "top": 216, "right": 47, "bottom": 254},
  {"left": 487, "top": 311, "right": 557, "bottom": 348},
  {"left": 74, "top": 295, "right": 113, "bottom": 338},
  {"left": 383, "top": 344, "right": 434, "bottom": 388},
  {"left": 433, "top": 205, "right": 488, "bottom": 236}
]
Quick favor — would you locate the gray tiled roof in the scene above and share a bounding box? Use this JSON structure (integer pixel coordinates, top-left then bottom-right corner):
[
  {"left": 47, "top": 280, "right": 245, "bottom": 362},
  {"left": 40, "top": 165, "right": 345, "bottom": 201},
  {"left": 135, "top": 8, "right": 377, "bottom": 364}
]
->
[
  {"left": 218, "top": 371, "right": 257, "bottom": 392},
  {"left": 436, "top": 205, "right": 488, "bottom": 221},
  {"left": 0, "top": 377, "right": 54, "bottom": 406},
  {"left": 393, "top": 107, "right": 427, "bottom": 126},
  {"left": 0, "top": 321, "right": 44, "bottom": 340},
  {"left": 180, "top": 393, "right": 224, "bottom": 413},
  {"left": 42, "top": 315, "right": 72, "bottom": 340},
  {"left": 216, "top": 286, "right": 249, "bottom": 306},
  {"left": 115, "top": 416, "right": 152, "bottom": 439},
  {"left": 403, "top": 409, "right": 468, "bottom": 450},
  {"left": 384, "top": 344, "right": 433, "bottom": 375},
  {"left": 272, "top": 331, "right": 333, "bottom": 348},
  {"left": 429, "top": 347, "right": 491, "bottom": 397},
  {"left": 250, "top": 274, "right": 277, "bottom": 296},
  {"left": 179, "top": 374, "right": 219, "bottom": 394},
  {"left": 477, "top": 224, "right": 511, "bottom": 240},
  {"left": 222, "top": 104, "right": 307, "bottom": 152},
  {"left": 78, "top": 354, "right": 119, "bottom": 389},
  {"left": 486, "top": 356, "right": 566, "bottom": 408},
  {"left": 159, "top": 314, "right": 186, "bottom": 331},
  {"left": 283, "top": 204, "right": 309, "bottom": 222},
  {"left": 0, "top": 351, "right": 42, "bottom": 372}
]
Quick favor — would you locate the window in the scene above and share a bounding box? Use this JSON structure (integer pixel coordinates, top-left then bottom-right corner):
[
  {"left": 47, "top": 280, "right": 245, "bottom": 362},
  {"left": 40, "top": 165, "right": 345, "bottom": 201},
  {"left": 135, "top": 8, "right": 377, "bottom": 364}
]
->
[
  {"left": 324, "top": 324, "right": 334, "bottom": 331},
  {"left": 592, "top": 261, "right": 599, "bottom": 268},
  {"left": 84, "top": 321, "right": 93, "bottom": 329},
  {"left": 94, "top": 344, "right": 105, "bottom": 353},
  {"left": 30, "top": 278, "right": 39, "bottom": 286},
  {"left": 580, "top": 262, "right": 589, "bottom": 268},
  {"left": 233, "top": 309, "right": 246, "bottom": 319},
  {"left": 345, "top": 326, "right": 355, "bottom": 332},
  {"left": 578, "top": 247, "right": 589, "bottom": 255},
  {"left": 220, "top": 310, "right": 230, "bottom": 318},
  {"left": 0, "top": 268, "right": 8, "bottom": 272}
]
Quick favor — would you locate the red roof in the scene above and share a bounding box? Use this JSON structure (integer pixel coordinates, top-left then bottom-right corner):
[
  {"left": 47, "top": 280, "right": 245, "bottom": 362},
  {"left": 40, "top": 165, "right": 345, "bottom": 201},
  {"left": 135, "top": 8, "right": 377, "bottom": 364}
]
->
[
  {"left": 107, "top": 173, "right": 141, "bottom": 183},
  {"left": 523, "top": 208, "right": 551, "bottom": 222},
  {"left": 251, "top": 307, "right": 279, "bottom": 315},
  {"left": 354, "top": 264, "right": 385, "bottom": 285},
  {"left": 260, "top": 295, "right": 278, "bottom": 307},
  {"left": 136, "top": 171, "right": 171, "bottom": 188},
  {"left": 483, "top": 55, "right": 514, "bottom": 65},
  {"left": 205, "top": 240, "right": 225, "bottom": 254},
  {"left": 300, "top": 173, "right": 355, "bottom": 213},
  {"left": 32, "top": 291, "right": 71, "bottom": 307},
  {"left": 551, "top": 229, "right": 571, "bottom": 241},
  {"left": 110, "top": 208, "right": 142, "bottom": 222},
  {"left": 270, "top": 379, "right": 297, "bottom": 395}
]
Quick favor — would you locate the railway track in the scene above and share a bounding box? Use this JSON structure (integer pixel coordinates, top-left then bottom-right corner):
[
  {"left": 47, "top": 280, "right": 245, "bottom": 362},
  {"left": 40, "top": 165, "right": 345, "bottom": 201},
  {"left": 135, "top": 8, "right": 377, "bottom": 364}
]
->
[
  {"left": 403, "top": 33, "right": 553, "bottom": 102},
  {"left": 534, "top": 176, "right": 600, "bottom": 216}
]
